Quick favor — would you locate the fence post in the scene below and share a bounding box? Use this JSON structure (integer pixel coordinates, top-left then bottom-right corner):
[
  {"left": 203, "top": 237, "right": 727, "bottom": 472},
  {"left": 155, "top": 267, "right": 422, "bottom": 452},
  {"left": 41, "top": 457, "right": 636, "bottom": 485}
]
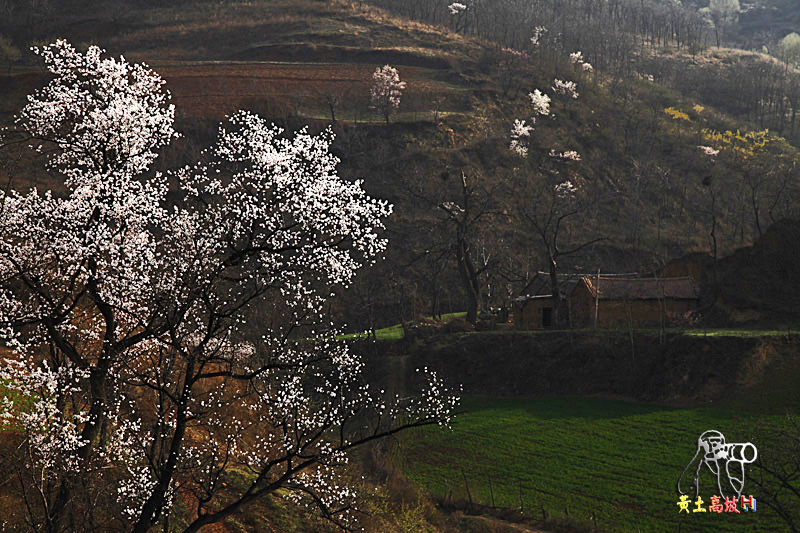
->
[
  {"left": 489, "top": 478, "right": 495, "bottom": 508},
  {"left": 461, "top": 468, "right": 473, "bottom": 505}
]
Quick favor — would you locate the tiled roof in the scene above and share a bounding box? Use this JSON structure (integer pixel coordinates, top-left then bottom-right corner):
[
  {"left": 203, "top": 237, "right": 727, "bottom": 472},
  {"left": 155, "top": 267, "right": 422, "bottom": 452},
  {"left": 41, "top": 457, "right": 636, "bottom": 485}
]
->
[
  {"left": 580, "top": 276, "right": 700, "bottom": 300},
  {"left": 525, "top": 271, "right": 639, "bottom": 297},
  {"left": 513, "top": 294, "right": 553, "bottom": 305}
]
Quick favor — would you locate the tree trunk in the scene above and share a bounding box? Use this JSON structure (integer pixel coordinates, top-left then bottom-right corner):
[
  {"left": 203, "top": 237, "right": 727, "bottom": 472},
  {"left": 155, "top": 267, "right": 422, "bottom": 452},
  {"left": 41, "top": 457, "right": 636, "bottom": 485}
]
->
[
  {"left": 50, "top": 362, "right": 110, "bottom": 532},
  {"left": 133, "top": 356, "right": 195, "bottom": 532},
  {"left": 457, "top": 237, "right": 480, "bottom": 324},
  {"left": 547, "top": 255, "right": 564, "bottom": 328}
]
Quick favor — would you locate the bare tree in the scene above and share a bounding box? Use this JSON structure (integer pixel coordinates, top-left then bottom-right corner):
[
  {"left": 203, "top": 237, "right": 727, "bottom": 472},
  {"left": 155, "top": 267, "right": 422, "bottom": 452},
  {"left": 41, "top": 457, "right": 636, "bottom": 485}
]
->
[
  {"left": 706, "top": 0, "right": 740, "bottom": 47},
  {"left": 438, "top": 171, "right": 494, "bottom": 324},
  {"left": 518, "top": 172, "right": 605, "bottom": 326},
  {"left": 749, "top": 415, "right": 800, "bottom": 533},
  {"left": 404, "top": 169, "right": 503, "bottom": 325},
  {"left": 0, "top": 35, "right": 20, "bottom": 76}
]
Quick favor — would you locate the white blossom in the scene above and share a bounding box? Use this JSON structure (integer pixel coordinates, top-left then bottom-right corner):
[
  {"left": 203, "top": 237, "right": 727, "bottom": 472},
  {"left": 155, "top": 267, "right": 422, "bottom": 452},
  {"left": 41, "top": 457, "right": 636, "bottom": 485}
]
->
[
  {"left": 553, "top": 78, "right": 579, "bottom": 99},
  {"left": 0, "top": 41, "right": 457, "bottom": 531},
  {"left": 569, "top": 51, "right": 584, "bottom": 64},
  {"left": 530, "top": 26, "right": 548, "bottom": 46},
  {"left": 510, "top": 118, "right": 533, "bottom": 138},
  {"left": 529, "top": 89, "right": 551, "bottom": 116},
  {"left": 509, "top": 119, "right": 533, "bottom": 156},
  {"left": 698, "top": 145, "right": 720, "bottom": 157},
  {"left": 448, "top": 2, "right": 467, "bottom": 15},
  {"left": 369, "top": 64, "right": 406, "bottom": 125},
  {"left": 549, "top": 149, "right": 582, "bottom": 161},
  {"left": 569, "top": 50, "right": 593, "bottom": 73},
  {"left": 508, "top": 89, "right": 550, "bottom": 157},
  {"left": 555, "top": 180, "right": 578, "bottom": 199},
  {"left": 509, "top": 140, "right": 527, "bottom": 157}
]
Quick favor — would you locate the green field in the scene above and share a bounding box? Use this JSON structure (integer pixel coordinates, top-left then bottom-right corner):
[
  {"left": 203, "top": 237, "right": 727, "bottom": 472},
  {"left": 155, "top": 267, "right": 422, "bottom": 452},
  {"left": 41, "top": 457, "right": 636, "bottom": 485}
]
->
[
  {"left": 339, "top": 312, "right": 800, "bottom": 342},
  {"left": 398, "top": 396, "right": 791, "bottom": 532},
  {"left": 338, "top": 312, "right": 468, "bottom": 341}
]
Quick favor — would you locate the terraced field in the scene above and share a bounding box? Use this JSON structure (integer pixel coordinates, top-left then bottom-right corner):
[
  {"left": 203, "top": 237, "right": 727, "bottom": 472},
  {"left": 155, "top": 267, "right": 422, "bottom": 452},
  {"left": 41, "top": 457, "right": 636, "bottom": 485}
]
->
[
  {"left": 399, "top": 396, "right": 789, "bottom": 532},
  {"left": 153, "top": 61, "right": 470, "bottom": 121}
]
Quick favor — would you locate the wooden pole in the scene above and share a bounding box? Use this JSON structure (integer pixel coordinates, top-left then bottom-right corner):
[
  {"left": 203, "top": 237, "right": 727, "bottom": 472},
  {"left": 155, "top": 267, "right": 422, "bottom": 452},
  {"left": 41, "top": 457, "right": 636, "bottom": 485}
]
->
[
  {"left": 461, "top": 468, "right": 472, "bottom": 505},
  {"left": 594, "top": 268, "right": 600, "bottom": 328}
]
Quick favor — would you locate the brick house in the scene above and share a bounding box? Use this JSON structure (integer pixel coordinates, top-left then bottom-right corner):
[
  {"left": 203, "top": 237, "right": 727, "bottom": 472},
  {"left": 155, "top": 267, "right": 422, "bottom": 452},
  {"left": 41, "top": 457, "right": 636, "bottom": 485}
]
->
[{"left": 513, "top": 275, "right": 700, "bottom": 329}]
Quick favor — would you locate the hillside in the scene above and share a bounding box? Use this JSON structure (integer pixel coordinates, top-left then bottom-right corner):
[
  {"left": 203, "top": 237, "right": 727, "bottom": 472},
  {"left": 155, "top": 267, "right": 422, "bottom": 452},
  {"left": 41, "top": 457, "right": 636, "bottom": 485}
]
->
[
  {"left": 2, "top": 1, "right": 799, "bottom": 333},
  {"left": 1, "top": 1, "right": 800, "bottom": 531},
  {"left": 733, "top": 0, "right": 800, "bottom": 48}
]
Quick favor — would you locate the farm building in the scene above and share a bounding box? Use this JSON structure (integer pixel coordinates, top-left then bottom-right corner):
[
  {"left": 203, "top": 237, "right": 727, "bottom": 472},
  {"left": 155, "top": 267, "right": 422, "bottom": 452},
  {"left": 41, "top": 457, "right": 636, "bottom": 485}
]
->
[
  {"left": 513, "top": 275, "right": 700, "bottom": 329},
  {"left": 512, "top": 294, "right": 557, "bottom": 330}
]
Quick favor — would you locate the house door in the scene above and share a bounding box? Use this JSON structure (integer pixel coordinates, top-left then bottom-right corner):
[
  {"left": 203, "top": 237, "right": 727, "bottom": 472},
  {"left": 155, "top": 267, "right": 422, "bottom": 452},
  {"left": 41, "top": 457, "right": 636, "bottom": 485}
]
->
[{"left": 542, "top": 307, "right": 553, "bottom": 327}]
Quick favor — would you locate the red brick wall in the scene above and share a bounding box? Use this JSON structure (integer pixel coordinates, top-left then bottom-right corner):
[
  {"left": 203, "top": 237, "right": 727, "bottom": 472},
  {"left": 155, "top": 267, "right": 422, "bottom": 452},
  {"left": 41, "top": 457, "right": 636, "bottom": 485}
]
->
[{"left": 570, "top": 282, "right": 697, "bottom": 328}]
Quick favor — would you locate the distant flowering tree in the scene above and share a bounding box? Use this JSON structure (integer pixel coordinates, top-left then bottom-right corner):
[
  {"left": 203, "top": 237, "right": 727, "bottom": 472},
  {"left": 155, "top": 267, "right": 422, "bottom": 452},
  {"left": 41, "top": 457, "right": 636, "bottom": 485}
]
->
[
  {"left": 369, "top": 64, "right": 406, "bottom": 126},
  {"left": 697, "top": 145, "right": 720, "bottom": 158},
  {"left": 448, "top": 2, "right": 466, "bottom": 15},
  {"left": 509, "top": 119, "right": 533, "bottom": 157},
  {"left": 530, "top": 26, "right": 548, "bottom": 48},
  {"left": 448, "top": 2, "right": 469, "bottom": 33},
  {"left": 554, "top": 179, "right": 578, "bottom": 198},
  {"left": 508, "top": 79, "right": 604, "bottom": 327},
  {"left": 0, "top": 41, "right": 457, "bottom": 532},
  {"left": 529, "top": 89, "right": 551, "bottom": 116},
  {"left": 776, "top": 32, "right": 800, "bottom": 67},
  {"left": 706, "top": 0, "right": 740, "bottom": 46},
  {"left": 507, "top": 88, "right": 550, "bottom": 156},
  {"left": 553, "top": 78, "right": 579, "bottom": 100},
  {"left": 549, "top": 149, "right": 582, "bottom": 161},
  {"left": 569, "top": 50, "right": 593, "bottom": 73}
]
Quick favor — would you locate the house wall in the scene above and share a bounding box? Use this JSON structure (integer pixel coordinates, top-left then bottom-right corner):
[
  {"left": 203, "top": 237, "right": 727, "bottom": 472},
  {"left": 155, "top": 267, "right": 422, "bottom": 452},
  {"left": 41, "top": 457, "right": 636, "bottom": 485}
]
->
[
  {"left": 570, "top": 283, "right": 698, "bottom": 328},
  {"left": 513, "top": 298, "right": 555, "bottom": 330}
]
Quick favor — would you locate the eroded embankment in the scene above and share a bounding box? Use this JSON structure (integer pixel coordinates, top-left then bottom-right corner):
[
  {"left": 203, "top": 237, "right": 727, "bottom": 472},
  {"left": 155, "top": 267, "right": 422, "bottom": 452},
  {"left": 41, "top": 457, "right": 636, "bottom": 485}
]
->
[{"left": 355, "top": 331, "right": 800, "bottom": 405}]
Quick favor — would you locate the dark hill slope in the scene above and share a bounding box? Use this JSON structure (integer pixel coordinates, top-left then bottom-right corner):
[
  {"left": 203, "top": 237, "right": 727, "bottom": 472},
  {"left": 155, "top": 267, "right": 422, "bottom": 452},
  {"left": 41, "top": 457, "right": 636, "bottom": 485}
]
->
[
  {"left": 382, "top": 330, "right": 800, "bottom": 408},
  {"left": 715, "top": 218, "right": 800, "bottom": 322},
  {"left": 661, "top": 219, "right": 800, "bottom": 323},
  {"left": 1, "top": 0, "right": 799, "bottom": 330}
]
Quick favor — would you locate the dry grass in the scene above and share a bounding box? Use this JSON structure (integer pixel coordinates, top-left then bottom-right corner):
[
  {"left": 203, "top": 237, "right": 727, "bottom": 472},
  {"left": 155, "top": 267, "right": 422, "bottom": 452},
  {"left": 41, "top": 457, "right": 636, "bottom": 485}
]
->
[
  {"left": 3, "top": 0, "right": 482, "bottom": 126},
  {"left": 102, "top": 0, "right": 479, "bottom": 64},
  {"left": 152, "top": 62, "right": 466, "bottom": 120}
]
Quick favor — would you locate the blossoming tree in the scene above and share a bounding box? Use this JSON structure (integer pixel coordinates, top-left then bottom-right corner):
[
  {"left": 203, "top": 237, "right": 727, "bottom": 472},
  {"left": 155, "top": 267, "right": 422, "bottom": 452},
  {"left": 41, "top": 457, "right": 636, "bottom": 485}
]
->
[
  {"left": 0, "top": 40, "right": 457, "bottom": 532},
  {"left": 508, "top": 79, "right": 605, "bottom": 327},
  {"left": 369, "top": 64, "right": 406, "bottom": 127},
  {"left": 447, "top": 2, "right": 468, "bottom": 34}
]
